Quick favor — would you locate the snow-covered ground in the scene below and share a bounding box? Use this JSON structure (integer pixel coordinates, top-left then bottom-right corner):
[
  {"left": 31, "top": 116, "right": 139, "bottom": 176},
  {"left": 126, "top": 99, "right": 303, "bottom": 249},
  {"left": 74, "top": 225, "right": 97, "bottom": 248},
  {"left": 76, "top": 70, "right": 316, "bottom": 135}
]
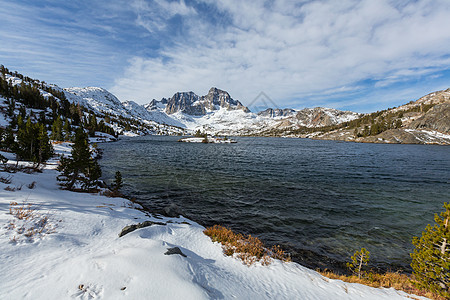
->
[
  {"left": 0, "top": 144, "right": 427, "bottom": 299},
  {"left": 404, "top": 129, "right": 450, "bottom": 144}
]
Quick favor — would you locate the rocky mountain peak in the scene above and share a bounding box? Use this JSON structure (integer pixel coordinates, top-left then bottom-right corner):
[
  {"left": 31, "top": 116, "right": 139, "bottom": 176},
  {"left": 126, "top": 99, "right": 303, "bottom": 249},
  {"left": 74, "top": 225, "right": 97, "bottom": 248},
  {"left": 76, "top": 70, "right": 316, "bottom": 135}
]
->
[
  {"left": 162, "top": 88, "right": 250, "bottom": 115},
  {"left": 165, "top": 91, "right": 203, "bottom": 115}
]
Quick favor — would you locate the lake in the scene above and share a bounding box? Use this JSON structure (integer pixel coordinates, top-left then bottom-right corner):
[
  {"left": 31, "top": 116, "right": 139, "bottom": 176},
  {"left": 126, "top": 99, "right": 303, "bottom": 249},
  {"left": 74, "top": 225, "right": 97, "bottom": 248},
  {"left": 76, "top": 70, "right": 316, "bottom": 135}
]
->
[{"left": 99, "top": 135, "right": 450, "bottom": 273}]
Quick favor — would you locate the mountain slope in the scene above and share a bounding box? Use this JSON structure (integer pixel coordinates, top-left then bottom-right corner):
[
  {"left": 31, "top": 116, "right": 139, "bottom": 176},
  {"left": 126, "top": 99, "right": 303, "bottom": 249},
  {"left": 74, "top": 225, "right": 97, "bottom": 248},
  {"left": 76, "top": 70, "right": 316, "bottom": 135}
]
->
[{"left": 311, "top": 89, "right": 450, "bottom": 144}]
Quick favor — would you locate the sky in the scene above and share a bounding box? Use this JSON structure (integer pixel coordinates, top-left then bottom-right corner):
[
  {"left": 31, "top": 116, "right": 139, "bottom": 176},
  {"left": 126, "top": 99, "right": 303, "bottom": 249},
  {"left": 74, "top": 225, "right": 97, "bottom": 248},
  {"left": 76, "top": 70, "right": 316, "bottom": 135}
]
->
[{"left": 1, "top": 0, "right": 450, "bottom": 113}]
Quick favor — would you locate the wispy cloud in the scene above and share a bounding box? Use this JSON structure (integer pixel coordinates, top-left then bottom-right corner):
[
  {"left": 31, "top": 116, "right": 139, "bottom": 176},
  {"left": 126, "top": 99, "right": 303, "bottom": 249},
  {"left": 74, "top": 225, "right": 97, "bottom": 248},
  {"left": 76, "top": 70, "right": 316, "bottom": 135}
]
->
[
  {"left": 0, "top": 0, "right": 129, "bottom": 87},
  {"left": 1, "top": 0, "right": 450, "bottom": 112},
  {"left": 132, "top": 0, "right": 196, "bottom": 33},
  {"left": 111, "top": 0, "right": 450, "bottom": 111}
]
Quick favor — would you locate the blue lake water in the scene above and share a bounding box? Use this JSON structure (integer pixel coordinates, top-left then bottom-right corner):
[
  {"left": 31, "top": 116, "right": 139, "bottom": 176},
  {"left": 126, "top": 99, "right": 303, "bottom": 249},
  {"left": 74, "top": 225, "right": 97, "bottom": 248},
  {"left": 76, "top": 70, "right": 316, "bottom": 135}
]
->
[{"left": 99, "top": 135, "right": 450, "bottom": 273}]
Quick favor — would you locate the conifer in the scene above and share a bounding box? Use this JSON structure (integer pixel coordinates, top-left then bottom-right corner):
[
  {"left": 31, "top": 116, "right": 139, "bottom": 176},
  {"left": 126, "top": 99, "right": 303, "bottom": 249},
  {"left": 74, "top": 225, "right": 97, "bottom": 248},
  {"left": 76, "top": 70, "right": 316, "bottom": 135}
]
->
[
  {"left": 347, "top": 248, "right": 370, "bottom": 279},
  {"left": 57, "top": 127, "right": 101, "bottom": 191},
  {"left": 51, "top": 116, "right": 63, "bottom": 141},
  {"left": 113, "top": 171, "right": 123, "bottom": 192},
  {"left": 411, "top": 202, "right": 450, "bottom": 298},
  {"left": 63, "top": 120, "right": 71, "bottom": 141}
]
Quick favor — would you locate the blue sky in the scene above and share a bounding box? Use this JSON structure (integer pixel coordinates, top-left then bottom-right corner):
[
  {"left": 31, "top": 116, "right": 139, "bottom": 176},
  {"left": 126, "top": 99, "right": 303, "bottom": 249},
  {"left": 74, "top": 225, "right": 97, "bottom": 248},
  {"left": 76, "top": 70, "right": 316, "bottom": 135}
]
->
[{"left": 1, "top": 0, "right": 450, "bottom": 113}]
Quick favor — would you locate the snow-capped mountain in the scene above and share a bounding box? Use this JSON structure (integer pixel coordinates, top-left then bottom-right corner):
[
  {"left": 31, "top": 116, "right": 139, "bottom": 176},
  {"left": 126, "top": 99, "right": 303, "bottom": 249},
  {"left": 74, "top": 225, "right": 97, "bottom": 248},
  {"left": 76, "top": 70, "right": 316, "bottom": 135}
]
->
[
  {"left": 135, "top": 88, "right": 362, "bottom": 135},
  {"left": 64, "top": 87, "right": 131, "bottom": 118},
  {"left": 158, "top": 87, "right": 249, "bottom": 115}
]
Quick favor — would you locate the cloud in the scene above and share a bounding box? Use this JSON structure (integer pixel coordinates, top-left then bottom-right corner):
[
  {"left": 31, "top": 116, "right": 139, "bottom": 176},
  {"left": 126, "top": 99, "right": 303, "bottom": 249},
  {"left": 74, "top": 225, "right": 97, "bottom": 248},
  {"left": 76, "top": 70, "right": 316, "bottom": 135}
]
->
[
  {"left": 0, "top": 0, "right": 129, "bottom": 87},
  {"left": 132, "top": 0, "right": 196, "bottom": 33},
  {"left": 111, "top": 0, "right": 450, "bottom": 111},
  {"left": 2, "top": 0, "right": 450, "bottom": 112}
]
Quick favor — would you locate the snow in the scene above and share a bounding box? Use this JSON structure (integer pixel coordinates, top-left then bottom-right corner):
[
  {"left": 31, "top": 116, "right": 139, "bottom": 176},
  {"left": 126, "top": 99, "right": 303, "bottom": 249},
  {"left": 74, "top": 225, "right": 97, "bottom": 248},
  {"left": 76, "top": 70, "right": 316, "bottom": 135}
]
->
[
  {"left": 178, "top": 137, "right": 237, "bottom": 143},
  {"left": 404, "top": 129, "right": 450, "bottom": 144},
  {"left": 0, "top": 145, "right": 427, "bottom": 299}
]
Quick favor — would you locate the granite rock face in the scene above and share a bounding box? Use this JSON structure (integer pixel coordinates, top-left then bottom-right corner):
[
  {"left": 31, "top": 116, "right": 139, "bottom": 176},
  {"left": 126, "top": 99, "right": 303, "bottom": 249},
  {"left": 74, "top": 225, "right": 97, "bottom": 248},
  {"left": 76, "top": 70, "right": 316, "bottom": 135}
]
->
[
  {"left": 162, "top": 87, "right": 249, "bottom": 115},
  {"left": 165, "top": 92, "right": 204, "bottom": 115},
  {"left": 258, "top": 108, "right": 296, "bottom": 118},
  {"left": 408, "top": 102, "right": 450, "bottom": 133}
]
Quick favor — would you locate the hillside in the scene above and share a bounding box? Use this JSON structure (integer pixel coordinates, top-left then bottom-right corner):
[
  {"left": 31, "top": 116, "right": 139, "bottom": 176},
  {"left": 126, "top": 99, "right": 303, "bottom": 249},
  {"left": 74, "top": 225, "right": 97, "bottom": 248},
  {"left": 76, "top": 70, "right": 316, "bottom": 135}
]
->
[
  {"left": 0, "top": 67, "right": 185, "bottom": 138},
  {"left": 314, "top": 89, "right": 450, "bottom": 145}
]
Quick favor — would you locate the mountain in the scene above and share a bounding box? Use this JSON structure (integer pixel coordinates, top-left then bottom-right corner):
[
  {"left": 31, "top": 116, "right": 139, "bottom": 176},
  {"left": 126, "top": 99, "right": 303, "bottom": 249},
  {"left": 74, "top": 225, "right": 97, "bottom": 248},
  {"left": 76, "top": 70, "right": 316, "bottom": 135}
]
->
[
  {"left": 159, "top": 87, "right": 249, "bottom": 116},
  {"left": 64, "top": 87, "right": 130, "bottom": 117},
  {"left": 144, "top": 89, "right": 360, "bottom": 135},
  {"left": 1, "top": 65, "right": 449, "bottom": 144}
]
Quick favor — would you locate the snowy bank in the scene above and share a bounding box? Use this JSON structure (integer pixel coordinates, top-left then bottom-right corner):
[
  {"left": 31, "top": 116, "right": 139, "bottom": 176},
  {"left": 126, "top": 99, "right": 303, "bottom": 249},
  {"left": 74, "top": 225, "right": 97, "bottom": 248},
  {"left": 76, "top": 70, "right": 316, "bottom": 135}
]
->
[{"left": 0, "top": 147, "right": 426, "bottom": 299}]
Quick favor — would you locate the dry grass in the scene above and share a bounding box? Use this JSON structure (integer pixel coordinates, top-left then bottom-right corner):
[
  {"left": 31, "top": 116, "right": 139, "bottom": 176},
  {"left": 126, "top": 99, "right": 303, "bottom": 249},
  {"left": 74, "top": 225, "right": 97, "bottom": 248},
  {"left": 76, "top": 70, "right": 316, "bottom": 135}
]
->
[
  {"left": 204, "top": 225, "right": 290, "bottom": 266},
  {"left": 8, "top": 200, "right": 57, "bottom": 242},
  {"left": 318, "top": 270, "right": 446, "bottom": 300},
  {"left": 9, "top": 201, "right": 35, "bottom": 220}
]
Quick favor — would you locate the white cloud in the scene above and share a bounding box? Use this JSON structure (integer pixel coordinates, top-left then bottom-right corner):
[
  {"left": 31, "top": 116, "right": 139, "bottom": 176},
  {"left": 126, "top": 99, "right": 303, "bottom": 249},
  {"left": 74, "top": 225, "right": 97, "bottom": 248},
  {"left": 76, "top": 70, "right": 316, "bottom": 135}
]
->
[
  {"left": 111, "top": 0, "right": 450, "bottom": 111},
  {"left": 132, "top": 0, "right": 196, "bottom": 32}
]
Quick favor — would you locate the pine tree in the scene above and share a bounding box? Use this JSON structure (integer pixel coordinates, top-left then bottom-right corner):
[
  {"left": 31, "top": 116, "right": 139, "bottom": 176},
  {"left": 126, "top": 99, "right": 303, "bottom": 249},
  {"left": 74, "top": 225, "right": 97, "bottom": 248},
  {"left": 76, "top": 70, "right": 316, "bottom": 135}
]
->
[
  {"left": 88, "top": 113, "right": 97, "bottom": 136},
  {"left": 51, "top": 116, "right": 63, "bottom": 141},
  {"left": 16, "top": 118, "right": 53, "bottom": 165},
  {"left": 113, "top": 171, "right": 123, "bottom": 192},
  {"left": 347, "top": 248, "right": 370, "bottom": 279},
  {"left": 37, "top": 123, "right": 53, "bottom": 164},
  {"left": 63, "top": 119, "right": 72, "bottom": 141},
  {"left": 411, "top": 203, "right": 450, "bottom": 298},
  {"left": 57, "top": 128, "right": 101, "bottom": 191}
]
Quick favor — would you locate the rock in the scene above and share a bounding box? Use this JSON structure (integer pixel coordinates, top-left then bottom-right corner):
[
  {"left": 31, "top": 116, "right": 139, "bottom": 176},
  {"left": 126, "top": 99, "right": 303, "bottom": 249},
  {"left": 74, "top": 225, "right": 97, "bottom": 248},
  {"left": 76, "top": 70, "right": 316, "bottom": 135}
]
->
[
  {"left": 165, "top": 92, "right": 204, "bottom": 115},
  {"left": 408, "top": 102, "right": 450, "bottom": 133},
  {"left": 118, "top": 221, "right": 166, "bottom": 237},
  {"left": 163, "top": 204, "right": 184, "bottom": 218},
  {"left": 164, "top": 247, "right": 187, "bottom": 257},
  {"left": 164, "top": 88, "right": 250, "bottom": 116},
  {"left": 258, "top": 108, "right": 296, "bottom": 118}
]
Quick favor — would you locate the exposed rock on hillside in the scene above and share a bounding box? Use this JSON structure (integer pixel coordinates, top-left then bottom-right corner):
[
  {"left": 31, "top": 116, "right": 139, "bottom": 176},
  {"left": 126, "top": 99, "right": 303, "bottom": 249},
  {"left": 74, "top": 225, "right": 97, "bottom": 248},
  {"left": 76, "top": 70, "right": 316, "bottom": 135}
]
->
[
  {"left": 408, "top": 102, "right": 450, "bottom": 133},
  {"left": 258, "top": 108, "right": 296, "bottom": 118}
]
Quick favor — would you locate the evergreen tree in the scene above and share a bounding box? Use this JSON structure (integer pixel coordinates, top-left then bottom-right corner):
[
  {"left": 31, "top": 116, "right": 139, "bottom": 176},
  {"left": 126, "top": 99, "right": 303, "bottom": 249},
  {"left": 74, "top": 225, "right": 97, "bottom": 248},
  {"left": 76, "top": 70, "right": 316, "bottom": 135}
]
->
[
  {"left": 63, "top": 119, "right": 72, "bottom": 141},
  {"left": 57, "top": 128, "right": 101, "bottom": 191},
  {"left": 37, "top": 123, "right": 53, "bottom": 164},
  {"left": 6, "top": 98, "right": 15, "bottom": 118},
  {"left": 16, "top": 118, "right": 53, "bottom": 164},
  {"left": 347, "top": 248, "right": 370, "bottom": 279},
  {"left": 88, "top": 113, "right": 98, "bottom": 136},
  {"left": 112, "top": 171, "right": 123, "bottom": 192},
  {"left": 51, "top": 116, "right": 63, "bottom": 141},
  {"left": 411, "top": 202, "right": 450, "bottom": 298}
]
